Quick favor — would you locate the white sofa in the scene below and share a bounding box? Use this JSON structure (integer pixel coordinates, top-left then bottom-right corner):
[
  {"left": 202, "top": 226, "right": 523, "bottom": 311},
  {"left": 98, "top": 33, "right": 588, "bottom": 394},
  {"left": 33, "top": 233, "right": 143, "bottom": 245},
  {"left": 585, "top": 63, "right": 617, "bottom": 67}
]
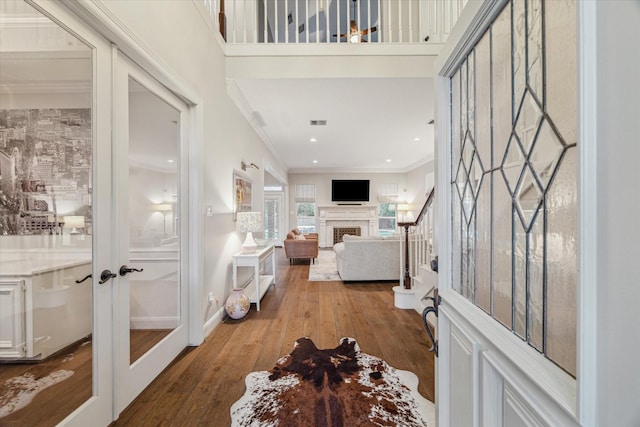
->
[{"left": 333, "top": 234, "right": 401, "bottom": 282}]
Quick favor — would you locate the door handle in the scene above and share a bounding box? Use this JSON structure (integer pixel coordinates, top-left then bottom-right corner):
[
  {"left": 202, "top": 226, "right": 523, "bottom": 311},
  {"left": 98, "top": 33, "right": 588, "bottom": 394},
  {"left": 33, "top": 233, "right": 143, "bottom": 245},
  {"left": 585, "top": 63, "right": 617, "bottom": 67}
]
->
[
  {"left": 422, "top": 288, "right": 440, "bottom": 357},
  {"left": 75, "top": 274, "right": 92, "bottom": 284},
  {"left": 119, "top": 265, "right": 144, "bottom": 276},
  {"left": 99, "top": 269, "right": 117, "bottom": 284}
]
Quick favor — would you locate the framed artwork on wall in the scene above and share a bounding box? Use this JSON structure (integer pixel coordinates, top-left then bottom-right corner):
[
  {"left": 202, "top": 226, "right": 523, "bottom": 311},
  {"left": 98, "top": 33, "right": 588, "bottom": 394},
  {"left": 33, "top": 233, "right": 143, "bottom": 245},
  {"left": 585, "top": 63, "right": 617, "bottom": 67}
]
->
[{"left": 233, "top": 170, "right": 253, "bottom": 221}]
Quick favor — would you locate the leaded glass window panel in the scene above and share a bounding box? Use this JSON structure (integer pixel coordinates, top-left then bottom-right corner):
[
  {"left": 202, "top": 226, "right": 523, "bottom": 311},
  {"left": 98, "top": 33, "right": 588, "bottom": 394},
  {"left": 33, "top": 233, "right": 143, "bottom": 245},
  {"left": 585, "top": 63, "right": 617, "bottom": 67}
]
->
[{"left": 449, "top": 0, "right": 577, "bottom": 376}]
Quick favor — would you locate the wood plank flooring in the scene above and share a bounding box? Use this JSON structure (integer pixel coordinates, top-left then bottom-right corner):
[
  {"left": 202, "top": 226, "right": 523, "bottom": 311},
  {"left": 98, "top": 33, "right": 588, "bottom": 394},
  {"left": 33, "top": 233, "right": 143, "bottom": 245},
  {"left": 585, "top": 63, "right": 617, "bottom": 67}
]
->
[
  {"left": 0, "top": 249, "right": 435, "bottom": 426},
  {"left": 112, "top": 248, "right": 435, "bottom": 426}
]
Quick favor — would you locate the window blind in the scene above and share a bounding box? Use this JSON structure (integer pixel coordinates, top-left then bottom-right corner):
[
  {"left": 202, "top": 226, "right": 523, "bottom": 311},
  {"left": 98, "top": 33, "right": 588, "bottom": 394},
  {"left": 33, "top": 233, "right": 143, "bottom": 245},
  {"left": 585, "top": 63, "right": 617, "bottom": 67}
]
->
[
  {"left": 378, "top": 183, "right": 399, "bottom": 202},
  {"left": 295, "top": 184, "right": 316, "bottom": 203}
]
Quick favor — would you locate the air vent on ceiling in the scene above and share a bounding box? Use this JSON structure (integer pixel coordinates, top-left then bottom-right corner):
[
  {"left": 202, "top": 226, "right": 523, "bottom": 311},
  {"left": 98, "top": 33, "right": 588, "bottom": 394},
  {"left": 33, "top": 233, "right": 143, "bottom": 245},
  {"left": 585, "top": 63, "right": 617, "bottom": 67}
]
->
[{"left": 310, "top": 120, "right": 327, "bottom": 126}]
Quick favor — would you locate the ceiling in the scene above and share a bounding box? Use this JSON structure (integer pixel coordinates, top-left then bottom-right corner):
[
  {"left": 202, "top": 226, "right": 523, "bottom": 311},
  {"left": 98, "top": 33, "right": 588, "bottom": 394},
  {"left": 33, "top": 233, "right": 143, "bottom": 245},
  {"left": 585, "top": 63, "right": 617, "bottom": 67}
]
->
[{"left": 231, "top": 76, "right": 435, "bottom": 174}]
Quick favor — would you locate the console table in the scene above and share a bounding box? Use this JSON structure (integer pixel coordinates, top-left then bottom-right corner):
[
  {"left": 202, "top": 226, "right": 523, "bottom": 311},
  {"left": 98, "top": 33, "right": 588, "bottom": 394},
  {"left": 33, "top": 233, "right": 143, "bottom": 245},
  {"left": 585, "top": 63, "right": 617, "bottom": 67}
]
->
[{"left": 232, "top": 242, "right": 275, "bottom": 311}]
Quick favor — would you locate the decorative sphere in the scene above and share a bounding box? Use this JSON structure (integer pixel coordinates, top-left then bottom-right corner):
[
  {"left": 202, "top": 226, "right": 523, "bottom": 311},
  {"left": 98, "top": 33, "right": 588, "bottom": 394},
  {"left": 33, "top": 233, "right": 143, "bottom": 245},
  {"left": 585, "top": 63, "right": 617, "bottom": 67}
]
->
[{"left": 225, "top": 288, "right": 250, "bottom": 319}]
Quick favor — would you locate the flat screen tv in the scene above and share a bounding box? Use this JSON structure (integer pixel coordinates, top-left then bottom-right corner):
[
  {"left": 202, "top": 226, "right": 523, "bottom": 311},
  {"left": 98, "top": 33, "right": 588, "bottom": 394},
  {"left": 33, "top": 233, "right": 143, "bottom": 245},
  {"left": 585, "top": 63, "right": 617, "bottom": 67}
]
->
[{"left": 331, "top": 180, "right": 370, "bottom": 203}]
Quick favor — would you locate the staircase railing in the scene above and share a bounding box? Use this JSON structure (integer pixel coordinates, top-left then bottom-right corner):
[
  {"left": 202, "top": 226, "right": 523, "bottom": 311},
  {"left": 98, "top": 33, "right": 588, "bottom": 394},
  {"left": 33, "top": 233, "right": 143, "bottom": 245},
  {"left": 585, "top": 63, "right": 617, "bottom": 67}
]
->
[
  {"left": 202, "top": 0, "right": 466, "bottom": 45},
  {"left": 398, "top": 187, "right": 435, "bottom": 289}
]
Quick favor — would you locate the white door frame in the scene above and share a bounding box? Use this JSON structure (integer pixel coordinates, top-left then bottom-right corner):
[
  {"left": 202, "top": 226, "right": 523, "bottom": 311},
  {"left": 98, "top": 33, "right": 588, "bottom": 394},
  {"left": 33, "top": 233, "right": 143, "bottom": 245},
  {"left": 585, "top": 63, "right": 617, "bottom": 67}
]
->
[
  {"left": 31, "top": 0, "right": 205, "bottom": 424},
  {"left": 62, "top": 0, "right": 206, "bottom": 349},
  {"left": 112, "top": 51, "right": 191, "bottom": 414}
]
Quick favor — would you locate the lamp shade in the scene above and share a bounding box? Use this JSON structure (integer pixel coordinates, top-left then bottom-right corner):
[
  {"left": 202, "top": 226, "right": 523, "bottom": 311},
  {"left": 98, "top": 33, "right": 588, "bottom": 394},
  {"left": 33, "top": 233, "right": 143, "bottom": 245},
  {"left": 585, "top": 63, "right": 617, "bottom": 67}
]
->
[
  {"left": 155, "top": 204, "right": 172, "bottom": 212},
  {"left": 236, "top": 212, "right": 263, "bottom": 253},
  {"left": 63, "top": 215, "right": 85, "bottom": 233},
  {"left": 236, "top": 212, "right": 263, "bottom": 233}
]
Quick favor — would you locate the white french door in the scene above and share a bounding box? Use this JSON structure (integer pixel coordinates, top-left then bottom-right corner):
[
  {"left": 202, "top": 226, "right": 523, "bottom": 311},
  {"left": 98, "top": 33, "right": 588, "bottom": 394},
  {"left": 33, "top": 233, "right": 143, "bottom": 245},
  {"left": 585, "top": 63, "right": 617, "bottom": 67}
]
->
[
  {"left": 112, "top": 53, "right": 189, "bottom": 414},
  {"left": 265, "top": 193, "right": 284, "bottom": 246}
]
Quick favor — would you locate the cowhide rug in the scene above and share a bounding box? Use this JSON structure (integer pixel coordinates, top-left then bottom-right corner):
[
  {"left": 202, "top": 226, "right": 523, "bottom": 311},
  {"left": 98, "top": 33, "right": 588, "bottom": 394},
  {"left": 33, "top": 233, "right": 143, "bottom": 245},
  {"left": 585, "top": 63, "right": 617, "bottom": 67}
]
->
[{"left": 230, "top": 337, "right": 434, "bottom": 426}]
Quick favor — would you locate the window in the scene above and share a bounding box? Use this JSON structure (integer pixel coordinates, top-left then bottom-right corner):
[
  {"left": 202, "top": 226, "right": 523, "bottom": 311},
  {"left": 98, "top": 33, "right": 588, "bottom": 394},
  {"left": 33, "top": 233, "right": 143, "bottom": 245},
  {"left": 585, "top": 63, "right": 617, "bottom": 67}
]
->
[
  {"left": 449, "top": 0, "right": 577, "bottom": 376},
  {"left": 295, "top": 184, "right": 316, "bottom": 233},
  {"left": 378, "top": 183, "right": 398, "bottom": 236}
]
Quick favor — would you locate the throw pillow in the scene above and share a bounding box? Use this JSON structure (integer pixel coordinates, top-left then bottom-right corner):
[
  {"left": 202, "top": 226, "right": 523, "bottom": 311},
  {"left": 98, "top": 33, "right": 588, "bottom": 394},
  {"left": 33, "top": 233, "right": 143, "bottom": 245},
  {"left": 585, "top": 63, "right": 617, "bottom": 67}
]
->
[{"left": 294, "top": 234, "right": 306, "bottom": 240}]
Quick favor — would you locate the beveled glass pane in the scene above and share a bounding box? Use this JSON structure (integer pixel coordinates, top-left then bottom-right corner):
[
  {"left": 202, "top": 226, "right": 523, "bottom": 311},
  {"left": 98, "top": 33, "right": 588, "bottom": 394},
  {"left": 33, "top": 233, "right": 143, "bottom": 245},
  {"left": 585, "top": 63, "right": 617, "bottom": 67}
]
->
[
  {"left": 512, "top": 0, "right": 526, "bottom": 114},
  {"left": 492, "top": 5, "right": 513, "bottom": 168},
  {"left": 514, "top": 212, "right": 527, "bottom": 338},
  {"left": 546, "top": 147, "right": 577, "bottom": 377},
  {"left": 462, "top": 131, "right": 474, "bottom": 177},
  {"left": 545, "top": 0, "right": 577, "bottom": 147},
  {"left": 476, "top": 174, "right": 492, "bottom": 313},
  {"left": 461, "top": 217, "right": 469, "bottom": 298},
  {"left": 462, "top": 182, "right": 474, "bottom": 224},
  {"left": 529, "top": 204, "right": 544, "bottom": 351},
  {"left": 461, "top": 59, "right": 468, "bottom": 136},
  {"left": 527, "top": 0, "right": 544, "bottom": 103},
  {"left": 530, "top": 118, "right": 565, "bottom": 190},
  {"left": 514, "top": 91, "right": 543, "bottom": 153},
  {"left": 470, "top": 152, "right": 484, "bottom": 197},
  {"left": 493, "top": 172, "right": 513, "bottom": 327},
  {"left": 468, "top": 217, "right": 476, "bottom": 303},
  {"left": 455, "top": 160, "right": 468, "bottom": 202},
  {"left": 468, "top": 51, "right": 476, "bottom": 139},
  {"left": 475, "top": 31, "right": 492, "bottom": 171},
  {"left": 515, "top": 164, "right": 543, "bottom": 229},
  {"left": 502, "top": 135, "right": 525, "bottom": 195},
  {"left": 0, "top": 2, "right": 94, "bottom": 424},
  {"left": 452, "top": 184, "right": 462, "bottom": 293},
  {"left": 451, "top": 70, "right": 461, "bottom": 178}
]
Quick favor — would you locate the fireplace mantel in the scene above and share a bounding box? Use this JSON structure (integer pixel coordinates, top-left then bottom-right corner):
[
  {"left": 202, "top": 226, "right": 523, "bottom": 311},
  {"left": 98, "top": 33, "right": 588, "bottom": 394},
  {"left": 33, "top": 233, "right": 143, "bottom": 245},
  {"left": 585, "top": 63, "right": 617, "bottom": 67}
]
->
[{"left": 318, "top": 205, "right": 378, "bottom": 248}]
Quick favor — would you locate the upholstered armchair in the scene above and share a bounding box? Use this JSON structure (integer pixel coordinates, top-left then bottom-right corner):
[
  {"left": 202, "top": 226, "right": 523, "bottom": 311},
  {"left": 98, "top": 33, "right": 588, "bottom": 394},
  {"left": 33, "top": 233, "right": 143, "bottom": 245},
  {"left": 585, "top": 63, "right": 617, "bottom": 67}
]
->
[{"left": 284, "top": 229, "right": 319, "bottom": 264}]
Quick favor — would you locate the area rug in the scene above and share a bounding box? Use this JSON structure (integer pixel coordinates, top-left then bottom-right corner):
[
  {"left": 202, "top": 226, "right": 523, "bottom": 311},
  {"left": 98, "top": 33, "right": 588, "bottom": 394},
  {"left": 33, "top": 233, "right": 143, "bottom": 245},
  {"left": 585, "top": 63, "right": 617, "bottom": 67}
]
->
[
  {"left": 308, "top": 250, "right": 341, "bottom": 281},
  {"left": 230, "top": 337, "right": 434, "bottom": 426}
]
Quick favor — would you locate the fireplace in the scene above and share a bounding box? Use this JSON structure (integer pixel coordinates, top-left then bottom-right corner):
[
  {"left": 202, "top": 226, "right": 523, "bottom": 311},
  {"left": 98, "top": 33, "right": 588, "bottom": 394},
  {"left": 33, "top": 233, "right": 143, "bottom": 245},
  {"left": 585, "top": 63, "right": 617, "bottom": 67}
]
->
[
  {"left": 318, "top": 205, "right": 377, "bottom": 247},
  {"left": 333, "top": 227, "right": 361, "bottom": 244}
]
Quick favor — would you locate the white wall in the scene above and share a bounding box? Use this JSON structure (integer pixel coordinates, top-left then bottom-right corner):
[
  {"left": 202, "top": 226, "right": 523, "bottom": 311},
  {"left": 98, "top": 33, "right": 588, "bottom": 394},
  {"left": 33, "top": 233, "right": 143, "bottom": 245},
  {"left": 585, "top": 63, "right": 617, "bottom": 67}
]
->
[
  {"left": 406, "top": 160, "right": 434, "bottom": 216},
  {"left": 288, "top": 168, "right": 433, "bottom": 231},
  {"left": 100, "top": 1, "right": 288, "bottom": 334}
]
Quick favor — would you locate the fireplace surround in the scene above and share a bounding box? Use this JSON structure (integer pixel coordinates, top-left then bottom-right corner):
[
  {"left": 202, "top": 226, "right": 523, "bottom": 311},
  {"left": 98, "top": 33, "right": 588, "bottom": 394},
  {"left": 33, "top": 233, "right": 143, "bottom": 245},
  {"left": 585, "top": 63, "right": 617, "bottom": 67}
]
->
[{"left": 318, "top": 205, "right": 377, "bottom": 247}]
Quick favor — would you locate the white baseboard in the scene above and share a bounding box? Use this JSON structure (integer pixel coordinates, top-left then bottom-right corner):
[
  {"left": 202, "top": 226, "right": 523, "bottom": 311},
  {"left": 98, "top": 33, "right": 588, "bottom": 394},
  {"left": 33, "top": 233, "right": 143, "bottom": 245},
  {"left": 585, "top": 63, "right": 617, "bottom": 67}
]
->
[
  {"left": 203, "top": 306, "right": 226, "bottom": 338},
  {"left": 130, "top": 316, "right": 179, "bottom": 329}
]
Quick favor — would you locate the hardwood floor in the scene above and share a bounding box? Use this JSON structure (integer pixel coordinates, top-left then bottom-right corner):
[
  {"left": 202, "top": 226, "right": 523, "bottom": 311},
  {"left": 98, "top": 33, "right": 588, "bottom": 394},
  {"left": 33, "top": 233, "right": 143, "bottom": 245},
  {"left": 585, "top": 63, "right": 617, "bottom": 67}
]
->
[
  {"left": 112, "top": 248, "right": 435, "bottom": 426},
  {"left": 0, "top": 249, "right": 435, "bottom": 426},
  {"left": 0, "top": 336, "right": 92, "bottom": 427}
]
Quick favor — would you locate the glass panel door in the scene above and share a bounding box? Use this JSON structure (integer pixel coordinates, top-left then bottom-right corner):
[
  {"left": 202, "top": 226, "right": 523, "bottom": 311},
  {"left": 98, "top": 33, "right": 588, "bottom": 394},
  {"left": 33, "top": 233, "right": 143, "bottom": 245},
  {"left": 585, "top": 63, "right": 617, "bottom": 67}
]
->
[
  {"left": 114, "top": 54, "right": 189, "bottom": 414},
  {"left": 264, "top": 193, "right": 283, "bottom": 246},
  {"left": 0, "top": 1, "right": 112, "bottom": 424}
]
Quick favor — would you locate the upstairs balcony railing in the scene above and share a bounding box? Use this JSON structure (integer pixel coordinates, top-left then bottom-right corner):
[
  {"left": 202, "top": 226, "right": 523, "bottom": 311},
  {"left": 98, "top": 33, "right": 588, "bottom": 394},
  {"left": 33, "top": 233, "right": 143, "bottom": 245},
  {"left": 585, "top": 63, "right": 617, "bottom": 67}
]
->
[{"left": 203, "top": 0, "right": 466, "bottom": 45}]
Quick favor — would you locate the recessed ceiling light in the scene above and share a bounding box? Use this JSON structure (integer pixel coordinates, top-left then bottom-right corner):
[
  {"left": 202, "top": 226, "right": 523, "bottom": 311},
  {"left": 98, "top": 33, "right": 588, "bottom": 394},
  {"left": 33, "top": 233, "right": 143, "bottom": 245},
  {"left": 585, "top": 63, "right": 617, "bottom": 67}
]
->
[
  {"left": 167, "top": 159, "right": 174, "bottom": 163},
  {"left": 386, "top": 159, "right": 392, "bottom": 163},
  {"left": 312, "top": 160, "right": 318, "bottom": 164},
  {"left": 414, "top": 137, "right": 420, "bottom": 142},
  {"left": 310, "top": 137, "right": 317, "bottom": 143}
]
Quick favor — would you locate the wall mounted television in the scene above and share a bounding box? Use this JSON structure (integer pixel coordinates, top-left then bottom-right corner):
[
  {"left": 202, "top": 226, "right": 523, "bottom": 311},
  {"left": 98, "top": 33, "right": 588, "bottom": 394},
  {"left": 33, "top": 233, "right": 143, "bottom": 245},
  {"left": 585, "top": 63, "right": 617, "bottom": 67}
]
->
[{"left": 331, "top": 179, "right": 370, "bottom": 203}]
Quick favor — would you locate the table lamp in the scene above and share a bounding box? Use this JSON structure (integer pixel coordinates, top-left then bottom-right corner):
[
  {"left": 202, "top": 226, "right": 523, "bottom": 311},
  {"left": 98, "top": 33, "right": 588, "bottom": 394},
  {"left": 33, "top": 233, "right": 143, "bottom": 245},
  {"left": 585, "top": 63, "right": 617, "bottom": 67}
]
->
[{"left": 236, "top": 212, "right": 263, "bottom": 253}]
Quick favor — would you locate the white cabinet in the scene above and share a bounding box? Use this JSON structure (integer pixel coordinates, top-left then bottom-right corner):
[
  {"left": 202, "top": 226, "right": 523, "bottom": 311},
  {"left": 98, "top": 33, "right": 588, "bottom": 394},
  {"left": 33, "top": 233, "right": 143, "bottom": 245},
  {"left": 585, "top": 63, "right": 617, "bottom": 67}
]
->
[
  {"left": 0, "top": 280, "right": 26, "bottom": 358},
  {"left": 0, "top": 256, "right": 92, "bottom": 361}
]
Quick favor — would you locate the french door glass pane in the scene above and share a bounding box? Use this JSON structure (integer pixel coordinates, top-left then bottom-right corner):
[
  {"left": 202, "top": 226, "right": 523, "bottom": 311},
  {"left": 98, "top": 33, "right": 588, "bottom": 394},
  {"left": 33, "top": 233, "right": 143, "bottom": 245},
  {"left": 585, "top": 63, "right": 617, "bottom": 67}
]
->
[
  {"left": 127, "top": 78, "right": 180, "bottom": 364},
  {"left": 0, "top": 1, "right": 94, "bottom": 423}
]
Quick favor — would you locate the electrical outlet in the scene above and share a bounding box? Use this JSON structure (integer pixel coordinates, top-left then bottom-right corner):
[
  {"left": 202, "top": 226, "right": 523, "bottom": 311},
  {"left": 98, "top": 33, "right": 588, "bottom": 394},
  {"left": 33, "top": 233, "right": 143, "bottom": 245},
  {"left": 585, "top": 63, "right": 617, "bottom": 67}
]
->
[
  {"left": 206, "top": 205, "right": 213, "bottom": 217},
  {"left": 208, "top": 292, "right": 214, "bottom": 306}
]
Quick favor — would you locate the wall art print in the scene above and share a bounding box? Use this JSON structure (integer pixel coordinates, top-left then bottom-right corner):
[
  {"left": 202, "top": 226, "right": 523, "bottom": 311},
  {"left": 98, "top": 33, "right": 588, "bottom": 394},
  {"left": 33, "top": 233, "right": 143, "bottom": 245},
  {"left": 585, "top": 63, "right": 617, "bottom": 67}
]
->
[
  {"left": 0, "top": 108, "right": 92, "bottom": 236},
  {"left": 233, "top": 170, "right": 252, "bottom": 221}
]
